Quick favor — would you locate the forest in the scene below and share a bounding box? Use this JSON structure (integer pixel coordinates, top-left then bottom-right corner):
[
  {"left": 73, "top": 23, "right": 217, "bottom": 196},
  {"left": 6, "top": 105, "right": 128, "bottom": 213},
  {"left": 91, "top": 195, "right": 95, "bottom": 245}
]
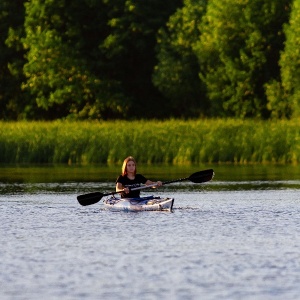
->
[{"left": 0, "top": 0, "right": 299, "bottom": 121}]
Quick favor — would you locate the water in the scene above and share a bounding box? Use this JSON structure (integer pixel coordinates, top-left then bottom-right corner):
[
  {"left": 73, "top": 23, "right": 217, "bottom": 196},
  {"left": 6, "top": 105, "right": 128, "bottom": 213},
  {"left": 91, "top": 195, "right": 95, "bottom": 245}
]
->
[{"left": 1, "top": 165, "right": 300, "bottom": 299}]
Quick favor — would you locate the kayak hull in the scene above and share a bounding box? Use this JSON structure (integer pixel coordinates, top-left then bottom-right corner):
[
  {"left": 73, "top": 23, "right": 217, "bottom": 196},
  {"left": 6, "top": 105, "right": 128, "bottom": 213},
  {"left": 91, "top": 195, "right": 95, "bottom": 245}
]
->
[{"left": 103, "top": 196, "right": 174, "bottom": 212}]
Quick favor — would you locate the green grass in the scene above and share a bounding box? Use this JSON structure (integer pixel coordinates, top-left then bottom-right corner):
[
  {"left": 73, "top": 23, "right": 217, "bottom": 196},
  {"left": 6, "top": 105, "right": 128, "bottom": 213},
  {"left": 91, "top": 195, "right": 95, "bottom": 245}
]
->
[{"left": 0, "top": 119, "right": 299, "bottom": 165}]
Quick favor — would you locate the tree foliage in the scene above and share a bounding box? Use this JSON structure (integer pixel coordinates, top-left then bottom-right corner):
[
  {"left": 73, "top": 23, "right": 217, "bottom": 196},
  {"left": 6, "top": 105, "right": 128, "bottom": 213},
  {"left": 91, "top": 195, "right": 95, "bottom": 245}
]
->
[
  {"left": 0, "top": 0, "right": 27, "bottom": 119},
  {"left": 153, "top": 0, "right": 208, "bottom": 117},
  {"left": 267, "top": 0, "right": 300, "bottom": 118},
  {"left": 100, "top": 0, "right": 182, "bottom": 118},
  {"left": 18, "top": 0, "right": 181, "bottom": 120},
  {"left": 22, "top": 0, "right": 128, "bottom": 120},
  {"left": 195, "top": 0, "right": 291, "bottom": 118},
  {"left": 1, "top": 0, "right": 300, "bottom": 120}
]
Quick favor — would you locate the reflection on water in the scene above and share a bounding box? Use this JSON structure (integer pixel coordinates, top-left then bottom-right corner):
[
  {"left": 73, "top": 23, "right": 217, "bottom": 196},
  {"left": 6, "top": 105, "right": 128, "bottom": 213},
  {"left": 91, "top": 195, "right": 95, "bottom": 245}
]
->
[
  {"left": 1, "top": 180, "right": 300, "bottom": 196},
  {"left": 1, "top": 164, "right": 300, "bottom": 195},
  {"left": 0, "top": 163, "right": 300, "bottom": 183}
]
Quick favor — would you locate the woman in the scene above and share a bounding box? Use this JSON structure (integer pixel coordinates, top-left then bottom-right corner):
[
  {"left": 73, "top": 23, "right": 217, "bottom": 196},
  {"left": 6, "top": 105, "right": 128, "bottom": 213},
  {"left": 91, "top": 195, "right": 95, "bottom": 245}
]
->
[{"left": 116, "top": 156, "right": 162, "bottom": 198}]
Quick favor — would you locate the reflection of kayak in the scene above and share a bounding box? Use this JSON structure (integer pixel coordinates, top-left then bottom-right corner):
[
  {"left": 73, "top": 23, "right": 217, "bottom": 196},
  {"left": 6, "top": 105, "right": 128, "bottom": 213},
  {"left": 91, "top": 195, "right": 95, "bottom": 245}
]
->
[{"left": 103, "top": 196, "right": 174, "bottom": 212}]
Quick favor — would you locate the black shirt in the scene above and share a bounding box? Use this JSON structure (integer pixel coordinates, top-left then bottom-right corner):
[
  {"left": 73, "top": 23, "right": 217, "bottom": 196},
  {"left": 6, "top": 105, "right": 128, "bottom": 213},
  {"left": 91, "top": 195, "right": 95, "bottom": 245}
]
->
[{"left": 116, "top": 174, "right": 147, "bottom": 198}]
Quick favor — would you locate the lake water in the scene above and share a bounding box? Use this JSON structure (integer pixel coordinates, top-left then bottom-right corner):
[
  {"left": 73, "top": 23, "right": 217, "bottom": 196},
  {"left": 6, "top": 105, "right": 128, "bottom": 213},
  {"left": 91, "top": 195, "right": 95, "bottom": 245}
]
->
[{"left": 1, "top": 165, "right": 300, "bottom": 300}]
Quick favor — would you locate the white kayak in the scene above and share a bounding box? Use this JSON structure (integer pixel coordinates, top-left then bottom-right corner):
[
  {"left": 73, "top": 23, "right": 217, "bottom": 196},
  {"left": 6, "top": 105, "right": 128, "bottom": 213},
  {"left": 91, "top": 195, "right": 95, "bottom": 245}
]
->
[{"left": 103, "top": 195, "right": 174, "bottom": 212}]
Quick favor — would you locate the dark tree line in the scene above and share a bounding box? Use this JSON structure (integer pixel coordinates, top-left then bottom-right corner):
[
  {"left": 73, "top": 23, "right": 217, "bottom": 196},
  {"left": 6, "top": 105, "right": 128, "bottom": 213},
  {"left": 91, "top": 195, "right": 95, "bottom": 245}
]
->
[{"left": 1, "top": 0, "right": 299, "bottom": 120}]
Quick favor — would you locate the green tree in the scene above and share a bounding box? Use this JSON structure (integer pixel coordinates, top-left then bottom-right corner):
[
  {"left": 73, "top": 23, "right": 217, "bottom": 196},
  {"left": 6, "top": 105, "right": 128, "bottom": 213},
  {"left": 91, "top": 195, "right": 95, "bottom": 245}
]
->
[
  {"left": 153, "top": 0, "right": 208, "bottom": 118},
  {"left": 21, "top": 0, "right": 181, "bottom": 119},
  {"left": 267, "top": 0, "right": 300, "bottom": 118},
  {"left": 0, "top": 0, "right": 27, "bottom": 119},
  {"left": 196, "top": 0, "right": 291, "bottom": 118},
  {"left": 22, "top": 0, "right": 128, "bottom": 120},
  {"left": 101, "top": 0, "right": 182, "bottom": 118}
]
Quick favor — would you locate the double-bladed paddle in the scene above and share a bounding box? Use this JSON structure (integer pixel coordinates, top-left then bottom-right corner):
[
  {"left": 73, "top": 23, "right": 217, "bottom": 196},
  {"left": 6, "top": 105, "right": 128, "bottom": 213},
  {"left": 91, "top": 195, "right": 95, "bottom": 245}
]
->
[{"left": 77, "top": 168, "right": 214, "bottom": 206}]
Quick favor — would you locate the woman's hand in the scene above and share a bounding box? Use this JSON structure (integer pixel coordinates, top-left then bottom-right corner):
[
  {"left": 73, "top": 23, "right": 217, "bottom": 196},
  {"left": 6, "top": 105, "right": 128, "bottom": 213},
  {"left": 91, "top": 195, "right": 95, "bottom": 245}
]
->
[
  {"left": 123, "top": 187, "right": 130, "bottom": 194},
  {"left": 151, "top": 181, "right": 162, "bottom": 188}
]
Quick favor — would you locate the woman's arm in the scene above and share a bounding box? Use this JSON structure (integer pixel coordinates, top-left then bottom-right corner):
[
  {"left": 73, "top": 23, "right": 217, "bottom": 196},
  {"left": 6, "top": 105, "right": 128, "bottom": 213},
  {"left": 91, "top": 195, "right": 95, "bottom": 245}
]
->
[
  {"left": 145, "top": 180, "right": 162, "bottom": 187},
  {"left": 116, "top": 182, "right": 130, "bottom": 194}
]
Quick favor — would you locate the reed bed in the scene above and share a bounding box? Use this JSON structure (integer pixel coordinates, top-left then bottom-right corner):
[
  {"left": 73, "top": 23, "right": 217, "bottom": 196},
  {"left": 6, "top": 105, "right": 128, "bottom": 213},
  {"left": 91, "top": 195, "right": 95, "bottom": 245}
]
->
[{"left": 0, "top": 119, "right": 299, "bottom": 165}]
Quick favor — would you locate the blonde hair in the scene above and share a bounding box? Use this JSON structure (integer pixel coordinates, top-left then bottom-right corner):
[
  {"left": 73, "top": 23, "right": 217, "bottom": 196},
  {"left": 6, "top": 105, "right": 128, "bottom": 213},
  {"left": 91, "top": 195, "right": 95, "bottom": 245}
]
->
[{"left": 122, "top": 156, "right": 137, "bottom": 176}]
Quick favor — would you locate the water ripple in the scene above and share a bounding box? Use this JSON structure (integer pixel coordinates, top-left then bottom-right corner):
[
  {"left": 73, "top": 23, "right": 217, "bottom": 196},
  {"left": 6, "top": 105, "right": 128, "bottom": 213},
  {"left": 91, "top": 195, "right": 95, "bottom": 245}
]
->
[{"left": 1, "top": 188, "right": 300, "bottom": 299}]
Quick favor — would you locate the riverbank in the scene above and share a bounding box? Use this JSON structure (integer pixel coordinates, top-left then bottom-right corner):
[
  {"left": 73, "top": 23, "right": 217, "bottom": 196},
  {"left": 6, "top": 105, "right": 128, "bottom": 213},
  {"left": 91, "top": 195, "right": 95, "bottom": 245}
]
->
[{"left": 0, "top": 119, "right": 299, "bottom": 164}]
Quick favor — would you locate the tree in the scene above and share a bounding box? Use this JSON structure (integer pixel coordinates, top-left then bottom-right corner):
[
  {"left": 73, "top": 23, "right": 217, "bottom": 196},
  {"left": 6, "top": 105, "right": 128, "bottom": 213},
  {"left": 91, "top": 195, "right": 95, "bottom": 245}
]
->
[
  {"left": 22, "top": 0, "right": 128, "bottom": 120},
  {"left": 153, "top": 0, "right": 208, "bottom": 118},
  {"left": 21, "top": 0, "right": 182, "bottom": 119},
  {"left": 100, "top": 0, "right": 182, "bottom": 118},
  {"left": 196, "top": 0, "right": 291, "bottom": 118},
  {"left": 267, "top": 0, "right": 300, "bottom": 118},
  {"left": 0, "top": 0, "right": 27, "bottom": 119}
]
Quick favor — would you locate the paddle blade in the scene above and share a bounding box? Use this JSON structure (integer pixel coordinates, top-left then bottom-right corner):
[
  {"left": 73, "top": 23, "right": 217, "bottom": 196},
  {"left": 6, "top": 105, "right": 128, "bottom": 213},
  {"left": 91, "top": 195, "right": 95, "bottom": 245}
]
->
[
  {"left": 77, "top": 192, "right": 103, "bottom": 206},
  {"left": 188, "top": 169, "right": 214, "bottom": 183}
]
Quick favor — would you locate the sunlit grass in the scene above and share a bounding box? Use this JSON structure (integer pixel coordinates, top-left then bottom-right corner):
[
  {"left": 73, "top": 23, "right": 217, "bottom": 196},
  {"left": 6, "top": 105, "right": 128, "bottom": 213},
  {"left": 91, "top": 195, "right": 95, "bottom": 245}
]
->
[{"left": 0, "top": 119, "right": 299, "bottom": 164}]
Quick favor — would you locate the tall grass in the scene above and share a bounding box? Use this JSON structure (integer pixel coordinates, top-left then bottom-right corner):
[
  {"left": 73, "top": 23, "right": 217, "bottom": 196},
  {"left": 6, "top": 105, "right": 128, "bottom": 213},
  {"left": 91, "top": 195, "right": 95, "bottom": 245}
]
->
[{"left": 0, "top": 119, "right": 299, "bottom": 164}]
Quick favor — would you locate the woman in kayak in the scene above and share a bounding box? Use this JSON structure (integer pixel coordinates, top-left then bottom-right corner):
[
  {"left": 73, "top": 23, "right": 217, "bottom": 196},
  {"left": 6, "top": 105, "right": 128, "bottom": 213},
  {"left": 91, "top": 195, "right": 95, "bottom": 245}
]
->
[{"left": 116, "top": 156, "right": 162, "bottom": 198}]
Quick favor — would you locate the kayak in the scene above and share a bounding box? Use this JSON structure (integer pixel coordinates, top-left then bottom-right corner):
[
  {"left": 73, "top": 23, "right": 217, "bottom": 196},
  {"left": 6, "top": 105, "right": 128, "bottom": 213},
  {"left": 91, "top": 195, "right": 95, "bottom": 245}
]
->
[
  {"left": 103, "top": 195, "right": 174, "bottom": 212},
  {"left": 103, "top": 196, "right": 174, "bottom": 212},
  {"left": 77, "top": 169, "right": 214, "bottom": 208}
]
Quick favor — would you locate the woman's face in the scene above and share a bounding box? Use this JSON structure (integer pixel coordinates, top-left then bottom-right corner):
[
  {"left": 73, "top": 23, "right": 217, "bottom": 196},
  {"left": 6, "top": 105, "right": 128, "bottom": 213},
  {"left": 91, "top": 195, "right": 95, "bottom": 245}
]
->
[{"left": 126, "top": 160, "right": 136, "bottom": 173}]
